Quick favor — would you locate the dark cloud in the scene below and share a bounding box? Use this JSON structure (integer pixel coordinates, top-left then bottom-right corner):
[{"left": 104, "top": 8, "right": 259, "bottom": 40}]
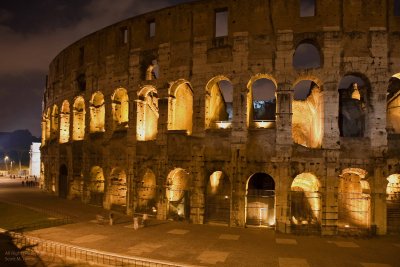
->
[{"left": 0, "top": 9, "right": 13, "bottom": 23}]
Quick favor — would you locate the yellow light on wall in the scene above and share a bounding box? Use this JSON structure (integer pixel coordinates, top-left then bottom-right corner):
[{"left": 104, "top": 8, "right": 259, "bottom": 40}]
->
[
  {"left": 254, "top": 120, "right": 275, "bottom": 129},
  {"left": 210, "top": 171, "right": 223, "bottom": 194},
  {"left": 215, "top": 121, "right": 232, "bottom": 129}
]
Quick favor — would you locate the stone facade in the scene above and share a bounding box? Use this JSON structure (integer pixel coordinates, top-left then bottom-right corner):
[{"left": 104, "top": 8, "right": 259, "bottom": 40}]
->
[{"left": 41, "top": 0, "right": 400, "bottom": 235}]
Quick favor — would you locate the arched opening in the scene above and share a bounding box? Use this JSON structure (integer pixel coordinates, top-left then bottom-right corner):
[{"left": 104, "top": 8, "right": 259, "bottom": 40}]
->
[
  {"left": 72, "top": 96, "right": 85, "bottom": 141},
  {"left": 59, "top": 100, "right": 70, "bottom": 143},
  {"left": 112, "top": 88, "right": 129, "bottom": 131},
  {"left": 292, "top": 80, "right": 323, "bottom": 148},
  {"left": 387, "top": 75, "right": 400, "bottom": 133},
  {"left": 137, "top": 169, "right": 157, "bottom": 215},
  {"left": 245, "top": 173, "right": 275, "bottom": 227},
  {"left": 89, "top": 91, "right": 105, "bottom": 133},
  {"left": 290, "top": 173, "right": 321, "bottom": 233},
  {"left": 205, "top": 77, "right": 233, "bottom": 129},
  {"left": 338, "top": 168, "right": 370, "bottom": 230},
  {"left": 293, "top": 41, "right": 321, "bottom": 69},
  {"left": 166, "top": 168, "right": 190, "bottom": 221},
  {"left": 386, "top": 174, "right": 400, "bottom": 233},
  {"left": 338, "top": 74, "right": 369, "bottom": 137},
  {"left": 89, "top": 166, "right": 105, "bottom": 206},
  {"left": 248, "top": 76, "right": 276, "bottom": 128},
  {"left": 51, "top": 105, "right": 59, "bottom": 139},
  {"left": 59, "top": 164, "right": 68, "bottom": 198},
  {"left": 146, "top": 59, "right": 159, "bottom": 80},
  {"left": 168, "top": 81, "right": 193, "bottom": 134},
  {"left": 204, "top": 171, "right": 231, "bottom": 224},
  {"left": 136, "top": 86, "right": 158, "bottom": 141},
  {"left": 108, "top": 168, "right": 127, "bottom": 211}
]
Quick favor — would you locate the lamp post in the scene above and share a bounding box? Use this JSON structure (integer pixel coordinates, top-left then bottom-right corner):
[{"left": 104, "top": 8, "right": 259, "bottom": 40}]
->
[{"left": 4, "top": 156, "right": 9, "bottom": 172}]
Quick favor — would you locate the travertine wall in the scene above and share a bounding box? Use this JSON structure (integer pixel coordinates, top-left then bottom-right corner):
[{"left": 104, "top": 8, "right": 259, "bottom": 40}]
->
[{"left": 41, "top": 0, "right": 400, "bottom": 235}]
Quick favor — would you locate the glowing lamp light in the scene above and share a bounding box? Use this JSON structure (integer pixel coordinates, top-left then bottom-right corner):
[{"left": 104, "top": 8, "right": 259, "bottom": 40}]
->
[
  {"left": 215, "top": 121, "right": 232, "bottom": 129},
  {"left": 344, "top": 224, "right": 350, "bottom": 228},
  {"left": 253, "top": 120, "right": 275, "bottom": 129}
]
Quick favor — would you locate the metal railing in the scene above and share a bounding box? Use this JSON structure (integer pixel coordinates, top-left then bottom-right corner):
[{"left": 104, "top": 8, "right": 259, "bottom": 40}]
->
[{"left": 10, "top": 232, "right": 195, "bottom": 267}]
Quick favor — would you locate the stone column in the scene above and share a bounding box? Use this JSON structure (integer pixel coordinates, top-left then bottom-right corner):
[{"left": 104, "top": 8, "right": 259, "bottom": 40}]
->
[
  {"left": 371, "top": 160, "right": 387, "bottom": 235},
  {"left": 275, "top": 162, "right": 291, "bottom": 233},
  {"left": 322, "top": 154, "right": 340, "bottom": 235},
  {"left": 368, "top": 27, "right": 388, "bottom": 156},
  {"left": 125, "top": 85, "right": 139, "bottom": 215},
  {"left": 321, "top": 82, "right": 340, "bottom": 150},
  {"left": 191, "top": 36, "right": 208, "bottom": 136},
  {"left": 230, "top": 144, "right": 247, "bottom": 227},
  {"left": 275, "top": 82, "right": 293, "bottom": 158},
  {"left": 189, "top": 148, "right": 206, "bottom": 224}
]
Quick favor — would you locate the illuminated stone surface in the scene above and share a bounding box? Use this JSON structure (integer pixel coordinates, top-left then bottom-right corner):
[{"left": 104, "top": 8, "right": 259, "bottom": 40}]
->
[{"left": 41, "top": 0, "right": 400, "bottom": 236}]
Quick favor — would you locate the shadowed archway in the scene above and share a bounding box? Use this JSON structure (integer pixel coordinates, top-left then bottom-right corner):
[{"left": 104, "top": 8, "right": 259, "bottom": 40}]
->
[
  {"left": 59, "top": 164, "right": 68, "bottom": 198},
  {"left": 245, "top": 173, "right": 275, "bottom": 227}
]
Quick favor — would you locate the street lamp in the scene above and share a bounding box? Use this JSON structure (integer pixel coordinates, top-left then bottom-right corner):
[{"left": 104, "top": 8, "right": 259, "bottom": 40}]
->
[{"left": 4, "top": 156, "right": 9, "bottom": 172}]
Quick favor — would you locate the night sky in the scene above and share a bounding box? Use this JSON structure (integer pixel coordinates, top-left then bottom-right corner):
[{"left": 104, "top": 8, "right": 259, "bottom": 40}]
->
[{"left": 0, "top": 0, "right": 195, "bottom": 137}]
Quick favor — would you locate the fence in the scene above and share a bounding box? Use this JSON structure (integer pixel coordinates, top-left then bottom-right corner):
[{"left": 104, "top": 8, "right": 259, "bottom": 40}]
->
[
  {"left": 10, "top": 232, "right": 195, "bottom": 267},
  {"left": 204, "top": 193, "right": 230, "bottom": 224},
  {"left": 289, "top": 191, "right": 322, "bottom": 234},
  {"left": 246, "top": 190, "right": 275, "bottom": 227},
  {"left": 387, "top": 193, "right": 400, "bottom": 234}
]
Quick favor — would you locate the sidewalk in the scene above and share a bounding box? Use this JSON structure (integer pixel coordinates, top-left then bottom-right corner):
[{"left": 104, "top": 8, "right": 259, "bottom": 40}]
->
[{"left": 1, "top": 177, "right": 400, "bottom": 267}]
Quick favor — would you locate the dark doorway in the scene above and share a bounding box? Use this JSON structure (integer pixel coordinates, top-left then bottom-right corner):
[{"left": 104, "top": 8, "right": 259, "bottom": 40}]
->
[
  {"left": 246, "top": 173, "right": 275, "bottom": 227},
  {"left": 59, "top": 164, "right": 68, "bottom": 198}
]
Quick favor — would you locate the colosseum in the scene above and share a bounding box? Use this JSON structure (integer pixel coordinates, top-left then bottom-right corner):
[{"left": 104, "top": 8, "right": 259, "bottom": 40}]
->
[{"left": 41, "top": 0, "right": 400, "bottom": 236}]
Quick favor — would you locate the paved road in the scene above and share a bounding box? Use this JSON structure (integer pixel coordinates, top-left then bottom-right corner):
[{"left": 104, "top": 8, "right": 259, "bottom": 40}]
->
[{"left": 1, "top": 177, "right": 400, "bottom": 267}]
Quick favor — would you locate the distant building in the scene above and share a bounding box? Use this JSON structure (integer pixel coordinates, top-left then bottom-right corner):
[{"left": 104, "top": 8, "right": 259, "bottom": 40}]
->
[{"left": 29, "top": 142, "right": 40, "bottom": 177}]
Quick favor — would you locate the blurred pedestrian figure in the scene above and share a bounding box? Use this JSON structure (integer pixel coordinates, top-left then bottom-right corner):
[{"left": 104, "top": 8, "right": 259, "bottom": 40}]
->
[
  {"left": 142, "top": 214, "right": 148, "bottom": 227},
  {"left": 109, "top": 212, "right": 114, "bottom": 226},
  {"left": 133, "top": 217, "right": 139, "bottom": 230}
]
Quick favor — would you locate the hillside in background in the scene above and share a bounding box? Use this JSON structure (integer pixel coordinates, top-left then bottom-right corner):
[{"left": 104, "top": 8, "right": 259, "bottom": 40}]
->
[{"left": 0, "top": 130, "right": 40, "bottom": 167}]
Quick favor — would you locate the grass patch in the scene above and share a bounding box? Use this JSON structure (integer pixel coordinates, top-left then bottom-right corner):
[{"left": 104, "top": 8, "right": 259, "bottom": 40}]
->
[{"left": 0, "top": 202, "right": 62, "bottom": 231}]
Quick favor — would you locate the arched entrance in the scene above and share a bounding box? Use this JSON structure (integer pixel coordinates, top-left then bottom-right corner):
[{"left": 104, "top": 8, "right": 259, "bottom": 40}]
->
[
  {"left": 245, "top": 173, "right": 275, "bottom": 227},
  {"left": 166, "top": 168, "right": 190, "bottom": 221},
  {"left": 205, "top": 76, "right": 233, "bottom": 129},
  {"left": 168, "top": 80, "right": 193, "bottom": 134},
  {"left": 136, "top": 86, "right": 158, "bottom": 140},
  {"left": 338, "top": 168, "right": 370, "bottom": 232},
  {"left": 205, "top": 171, "right": 231, "bottom": 224},
  {"left": 338, "top": 74, "right": 369, "bottom": 137},
  {"left": 386, "top": 174, "right": 400, "bottom": 234},
  {"left": 137, "top": 169, "right": 157, "bottom": 216},
  {"left": 108, "top": 168, "right": 127, "bottom": 211},
  {"left": 59, "top": 164, "right": 68, "bottom": 198},
  {"left": 89, "top": 166, "right": 105, "bottom": 206},
  {"left": 290, "top": 173, "right": 321, "bottom": 233}
]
